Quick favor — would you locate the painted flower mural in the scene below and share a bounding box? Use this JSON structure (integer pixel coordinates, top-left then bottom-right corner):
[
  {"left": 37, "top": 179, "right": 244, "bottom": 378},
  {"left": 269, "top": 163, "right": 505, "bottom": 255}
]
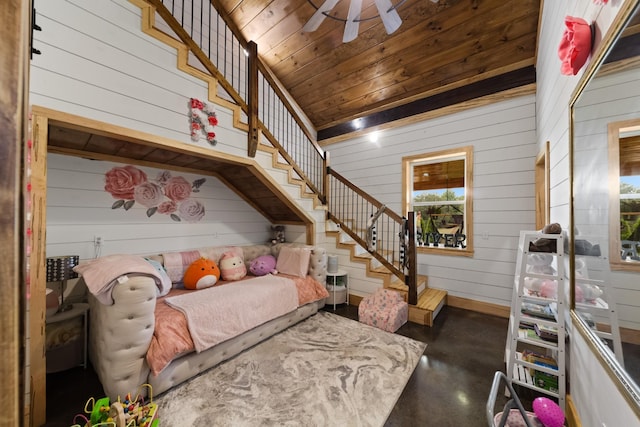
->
[{"left": 105, "top": 165, "right": 206, "bottom": 222}]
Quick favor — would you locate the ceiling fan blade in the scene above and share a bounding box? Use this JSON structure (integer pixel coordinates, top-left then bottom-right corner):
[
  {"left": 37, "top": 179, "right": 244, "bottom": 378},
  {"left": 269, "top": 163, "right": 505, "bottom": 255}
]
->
[
  {"left": 303, "top": 0, "right": 340, "bottom": 33},
  {"left": 343, "top": 0, "right": 363, "bottom": 42},
  {"left": 374, "top": 0, "right": 402, "bottom": 35}
]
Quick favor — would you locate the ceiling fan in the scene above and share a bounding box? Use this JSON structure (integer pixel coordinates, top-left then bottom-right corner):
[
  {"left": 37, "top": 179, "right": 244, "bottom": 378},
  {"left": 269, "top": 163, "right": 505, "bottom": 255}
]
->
[{"left": 303, "top": 0, "right": 437, "bottom": 43}]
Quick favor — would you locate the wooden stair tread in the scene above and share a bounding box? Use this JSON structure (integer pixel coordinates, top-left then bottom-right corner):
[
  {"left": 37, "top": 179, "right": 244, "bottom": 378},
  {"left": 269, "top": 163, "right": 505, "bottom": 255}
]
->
[
  {"left": 387, "top": 274, "right": 427, "bottom": 293},
  {"left": 415, "top": 288, "right": 447, "bottom": 311}
]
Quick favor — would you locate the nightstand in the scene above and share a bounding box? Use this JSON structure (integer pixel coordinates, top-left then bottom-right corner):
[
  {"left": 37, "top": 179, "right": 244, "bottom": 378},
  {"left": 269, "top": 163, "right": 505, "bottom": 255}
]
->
[
  {"left": 46, "top": 303, "right": 89, "bottom": 373},
  {"left": 326, "top": 270, "right": 348, "bottom": 310}
]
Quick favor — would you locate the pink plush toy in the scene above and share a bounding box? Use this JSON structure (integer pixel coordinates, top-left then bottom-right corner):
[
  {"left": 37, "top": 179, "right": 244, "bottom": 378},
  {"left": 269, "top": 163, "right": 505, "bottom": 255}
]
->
[
  {"left": 249, "top": 255, "right": 277, "bottom": 276},
  {"left": 219, "top": 251, "right": 247, "bottom": 281}
]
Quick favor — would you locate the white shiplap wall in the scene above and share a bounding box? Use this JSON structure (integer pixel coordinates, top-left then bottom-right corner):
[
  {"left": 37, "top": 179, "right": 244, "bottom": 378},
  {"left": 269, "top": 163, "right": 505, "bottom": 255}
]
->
[
  {"left": 536, "top": 0, "right": 640, "bottom": 425},
  {"left": 46, "top": 153, "right": 273, "bottom": 261},
  {"left": 30, "top": 1, "right": 284, "bottom": 253},
  {"left": 30, "top": 0, "right": 249, "bottom": 159},
  {"left": 327, "top": 95, "right": 537, "bottom": 305}
]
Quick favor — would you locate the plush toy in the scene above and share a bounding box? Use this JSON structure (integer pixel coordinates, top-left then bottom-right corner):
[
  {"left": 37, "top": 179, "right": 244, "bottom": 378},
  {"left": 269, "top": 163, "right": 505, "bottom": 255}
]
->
[
  {"left": 219, "top": 251, "right": 247, "bottom": 281},
  {"left": 270, "top": 225, "right": 285, "bottom": 245},
  {"left": 183, "top": 258, "right": 220, "bottom": 290},
  {"left": 529, "top": 223, "right": 562, "bottom": 253},
  {"left": 249, "top": 255, "right": 277, "bottom": 276},
  {"left": 539, "top": 280, "right": 558, "bottom": 299}
]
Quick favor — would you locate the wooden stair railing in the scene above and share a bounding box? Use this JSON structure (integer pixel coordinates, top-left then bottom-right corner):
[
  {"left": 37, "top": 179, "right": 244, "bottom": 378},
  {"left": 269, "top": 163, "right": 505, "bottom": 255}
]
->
[
  {"left": 327, "top": 167, "right": 418, "bottom": 305},
  {"left": 145, "top": 0, "right": 326, "bottom": 201},
  {"left": 135, "top": 0, "right": 418, "bottom": 305}
]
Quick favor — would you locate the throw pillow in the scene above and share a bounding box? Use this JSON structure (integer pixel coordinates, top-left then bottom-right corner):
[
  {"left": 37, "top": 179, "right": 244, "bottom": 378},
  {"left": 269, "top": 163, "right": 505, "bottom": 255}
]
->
[
  {"left": 219, "top": 251, "right": 247, "bottom": 281},
  {"left": 275, "top": 246, "right": 311, "bottom": 278},
  {"left": 144, "top": 258, "right": 171, "bottom": 297},
  {"left": 183, "top": 258, "right": 220, "bottom": 290}
]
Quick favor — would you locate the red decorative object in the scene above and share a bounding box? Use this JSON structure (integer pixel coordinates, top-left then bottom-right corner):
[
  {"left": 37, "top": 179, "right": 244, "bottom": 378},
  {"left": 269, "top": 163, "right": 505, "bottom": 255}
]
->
[
  {"left": 189, "top": 98, "right": 218, "bottom": 145},
  {"left": 593, "top": 0, "right": 608, "bottom": 4},
  {"left": 558, "top": 16, "right": 594, "bottom": 76}
]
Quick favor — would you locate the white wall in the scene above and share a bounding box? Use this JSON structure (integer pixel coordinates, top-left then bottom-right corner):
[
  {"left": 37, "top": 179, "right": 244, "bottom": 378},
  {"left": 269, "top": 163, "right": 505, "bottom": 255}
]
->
[
  {"left": 31, "top": 2, "right": 282, "bottom": 253},
  {"left": 30, "top": 0, "right": 248, "bottom": 158},
  {"left": 46, "top": 153, "right": 273, "bottom": 259},
  {"left": 327, "top": 95, "right": 538, "bottom": 305},
  {"left": 536, "top": 0, "right": 640, "bottom": 425}
]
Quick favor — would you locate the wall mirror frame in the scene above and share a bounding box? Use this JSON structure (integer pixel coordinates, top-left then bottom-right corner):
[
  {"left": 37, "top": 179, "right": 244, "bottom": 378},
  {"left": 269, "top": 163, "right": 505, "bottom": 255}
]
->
[{"left": 570, "top": 0, "right": 640, "bottom": 416}]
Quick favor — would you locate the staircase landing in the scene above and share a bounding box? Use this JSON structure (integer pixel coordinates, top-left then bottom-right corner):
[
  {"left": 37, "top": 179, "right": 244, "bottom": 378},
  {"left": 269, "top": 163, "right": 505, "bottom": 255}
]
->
[{"left": 388, "top": 279, "right": 447, "bottom": 327}]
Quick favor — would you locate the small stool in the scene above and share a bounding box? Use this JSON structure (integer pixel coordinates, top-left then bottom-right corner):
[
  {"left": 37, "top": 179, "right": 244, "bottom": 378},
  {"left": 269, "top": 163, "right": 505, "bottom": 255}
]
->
[{"left": 358, "top": 288, "right": 408, "bottom": 332}]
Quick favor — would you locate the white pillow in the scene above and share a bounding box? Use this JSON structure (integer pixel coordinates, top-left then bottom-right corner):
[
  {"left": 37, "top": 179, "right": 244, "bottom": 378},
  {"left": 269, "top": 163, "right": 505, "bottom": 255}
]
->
[{"left": 276, "top": 247, "right": 311, "bottom": 278}]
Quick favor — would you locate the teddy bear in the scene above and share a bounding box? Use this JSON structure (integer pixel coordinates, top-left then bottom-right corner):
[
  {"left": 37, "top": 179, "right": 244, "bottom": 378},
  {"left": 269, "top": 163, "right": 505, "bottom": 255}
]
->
[
  {"left": 219, "top": 251, "right": 247, "bottom": 281},
  {"left": 249, "top": 255, "right": 277, "bottom": 276},
  {"left": 183, "top": 258, "right": 220, "bottom": 290}
]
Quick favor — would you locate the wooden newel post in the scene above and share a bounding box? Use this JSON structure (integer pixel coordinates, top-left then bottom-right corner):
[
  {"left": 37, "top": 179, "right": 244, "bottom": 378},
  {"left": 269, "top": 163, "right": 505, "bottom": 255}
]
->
[{"left": 247, "top": 40, "right": 259, "bottom": 158}]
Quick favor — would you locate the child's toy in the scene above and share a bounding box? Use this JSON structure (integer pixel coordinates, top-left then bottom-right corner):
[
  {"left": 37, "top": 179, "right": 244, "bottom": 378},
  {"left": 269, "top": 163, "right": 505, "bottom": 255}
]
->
[
  {"left": 532, "top": 397, "right": 564, "bottom": 427},
  {"left": 270, "top": 225, "right": 285, "bottom": 245},
  {"left": 249, "top": 255, "right": 277, "bottom": 276},
  {"left": 183, "top": 257, "right": 220, "bottom": 289},
  {"left": 539, "top": 280, "right": 558, "bottom": 299},
  {"left": 219, "top": 251, "right": 247, "bottom": 281},
  {"left": 74, "top": 384, "right": 159, "bottom": 427}
]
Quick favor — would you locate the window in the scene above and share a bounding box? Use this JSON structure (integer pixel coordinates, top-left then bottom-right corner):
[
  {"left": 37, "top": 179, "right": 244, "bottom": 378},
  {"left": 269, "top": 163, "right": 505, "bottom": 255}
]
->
[
  {"left": 609, "top": 119, "right": 640, "bottom": 270},
  {"left": 402, "top": 146, "right": 473, "bottom": 255}
]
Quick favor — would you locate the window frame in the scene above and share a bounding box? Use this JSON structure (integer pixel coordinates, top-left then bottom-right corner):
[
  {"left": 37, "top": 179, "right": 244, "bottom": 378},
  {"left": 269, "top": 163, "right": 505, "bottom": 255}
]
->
[
  {"left": 608, "top": 118, "right": 640, "bottom": 272},
  {"left": 402, "top": 146, "right": 474, "bottom": 257}
]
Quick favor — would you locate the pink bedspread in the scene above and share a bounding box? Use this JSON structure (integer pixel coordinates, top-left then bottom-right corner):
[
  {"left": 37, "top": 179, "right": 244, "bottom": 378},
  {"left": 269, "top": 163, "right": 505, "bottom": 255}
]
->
[
  {"left": 146, "top": 274, "right": 329, "bottom": 376},
  {"left": 165, "top": 275, "right": 298, "bottom": 353}
]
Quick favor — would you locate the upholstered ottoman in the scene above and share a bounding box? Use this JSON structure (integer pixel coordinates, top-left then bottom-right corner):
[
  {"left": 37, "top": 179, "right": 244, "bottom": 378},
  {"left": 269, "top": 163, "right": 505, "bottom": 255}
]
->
[{"left": 358, "top": 288, "right": 408, "bottom": 332}]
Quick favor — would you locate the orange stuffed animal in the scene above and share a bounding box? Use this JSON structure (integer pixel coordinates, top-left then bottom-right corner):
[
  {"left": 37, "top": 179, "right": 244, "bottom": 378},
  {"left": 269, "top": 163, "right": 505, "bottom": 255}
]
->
[{"left": 183, "top": 257, "right": 221, "bottom": 290}]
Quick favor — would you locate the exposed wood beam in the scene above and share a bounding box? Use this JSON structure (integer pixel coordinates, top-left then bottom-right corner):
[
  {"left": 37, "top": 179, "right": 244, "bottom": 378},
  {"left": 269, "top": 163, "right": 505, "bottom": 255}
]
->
[{"left": 317, "top": 66, "right": 536, "bottom": 141}]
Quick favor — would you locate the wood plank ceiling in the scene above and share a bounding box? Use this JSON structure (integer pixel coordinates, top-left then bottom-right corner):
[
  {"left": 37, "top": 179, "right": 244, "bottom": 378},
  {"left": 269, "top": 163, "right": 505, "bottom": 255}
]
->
[{"left": 217, "top": 0, "right": 541, "bottom": 141}]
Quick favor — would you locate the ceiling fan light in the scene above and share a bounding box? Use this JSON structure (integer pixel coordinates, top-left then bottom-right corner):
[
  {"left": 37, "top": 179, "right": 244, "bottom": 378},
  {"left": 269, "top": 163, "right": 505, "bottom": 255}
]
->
[{"left": 374, "top": 0, "right": 402, "bottom": 34}]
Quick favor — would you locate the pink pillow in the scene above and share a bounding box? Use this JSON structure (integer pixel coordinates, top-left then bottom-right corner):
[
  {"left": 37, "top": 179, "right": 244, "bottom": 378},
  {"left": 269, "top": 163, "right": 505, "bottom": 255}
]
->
[{"left": 276, "top": 247, "right": 311, "bottom": 278}]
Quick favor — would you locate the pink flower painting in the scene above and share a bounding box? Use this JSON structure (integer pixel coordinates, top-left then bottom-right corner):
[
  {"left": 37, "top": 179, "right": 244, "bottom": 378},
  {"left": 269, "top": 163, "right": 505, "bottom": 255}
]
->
[{"left": 105, "top": 166, "right": 206, "bottom": 222}]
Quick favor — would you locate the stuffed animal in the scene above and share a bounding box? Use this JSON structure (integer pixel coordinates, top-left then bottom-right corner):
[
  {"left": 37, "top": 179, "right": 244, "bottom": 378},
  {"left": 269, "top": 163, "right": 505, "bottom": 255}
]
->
[
  {"left": 183, "top": 258, "right": 220, "bottom": 290},
  {"left": 270, "top": 225, "right": 285, "bottom": 245},
  {"left": 249, "top": 255, "right": 277, "bottom": 276},
  {"left": 529, "top": 223, "right": 562, "bottom": 253},
  {"left": 219, "top": 251, "right": 247, "bottom": 281}
]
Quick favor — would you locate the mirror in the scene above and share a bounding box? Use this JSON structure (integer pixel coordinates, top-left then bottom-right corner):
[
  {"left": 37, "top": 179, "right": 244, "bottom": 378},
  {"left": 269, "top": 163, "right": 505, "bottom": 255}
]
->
[{"left": 571, "top": 0, "right": 640, "bottom": 412}]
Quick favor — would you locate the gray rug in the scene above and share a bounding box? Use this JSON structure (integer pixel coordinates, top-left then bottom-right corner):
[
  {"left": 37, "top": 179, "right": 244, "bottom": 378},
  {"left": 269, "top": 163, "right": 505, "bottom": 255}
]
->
[{"left": 156, "top": 311, "right": 426, "bottom": 426}]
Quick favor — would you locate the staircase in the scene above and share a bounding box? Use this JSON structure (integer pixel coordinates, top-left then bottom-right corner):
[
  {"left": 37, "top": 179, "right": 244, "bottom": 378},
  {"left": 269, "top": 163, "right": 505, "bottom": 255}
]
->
[
  {"left": 130, "top": 0, "right": 447, "bottom": 326},
  {"left": 325, "top": 223, "right": 447, "bottom": 326}
]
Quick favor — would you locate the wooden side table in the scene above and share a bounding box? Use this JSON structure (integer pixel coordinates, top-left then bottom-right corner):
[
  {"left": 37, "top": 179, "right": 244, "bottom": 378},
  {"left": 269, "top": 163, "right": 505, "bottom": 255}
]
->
[{"left": 45, "top": 303, "right": 89, "bottom": 373}]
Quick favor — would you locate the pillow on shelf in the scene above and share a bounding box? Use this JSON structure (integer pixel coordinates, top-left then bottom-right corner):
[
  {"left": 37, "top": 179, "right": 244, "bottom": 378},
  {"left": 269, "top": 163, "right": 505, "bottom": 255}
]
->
[
  {"left": 219, "top": 251, "right": 247, "bottom": 281},
  {"left": 276, "top": 246, "right": 311, "bottom": 278}
]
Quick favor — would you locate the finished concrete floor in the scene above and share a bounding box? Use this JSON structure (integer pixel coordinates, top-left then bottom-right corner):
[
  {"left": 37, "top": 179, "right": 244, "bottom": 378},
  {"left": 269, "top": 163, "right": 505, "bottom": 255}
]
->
[{"left": 45, "top": 305, "right": 534, "bottom": 426}]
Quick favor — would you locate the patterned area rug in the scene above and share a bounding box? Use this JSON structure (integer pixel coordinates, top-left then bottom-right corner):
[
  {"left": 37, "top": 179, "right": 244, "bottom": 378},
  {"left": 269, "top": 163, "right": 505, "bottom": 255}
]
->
[{"left": 156, "top": 311, "right": 426, "bottom": 426}]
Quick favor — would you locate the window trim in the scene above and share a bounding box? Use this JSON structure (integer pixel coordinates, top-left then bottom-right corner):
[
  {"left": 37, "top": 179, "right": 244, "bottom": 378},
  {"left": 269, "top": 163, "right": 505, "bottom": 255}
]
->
[
  {"left": 608, "top": 118, "right": 640, "bottom": 272},
  {"left": 402, "top": 146, "right": 474, "bottom": 257}
]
